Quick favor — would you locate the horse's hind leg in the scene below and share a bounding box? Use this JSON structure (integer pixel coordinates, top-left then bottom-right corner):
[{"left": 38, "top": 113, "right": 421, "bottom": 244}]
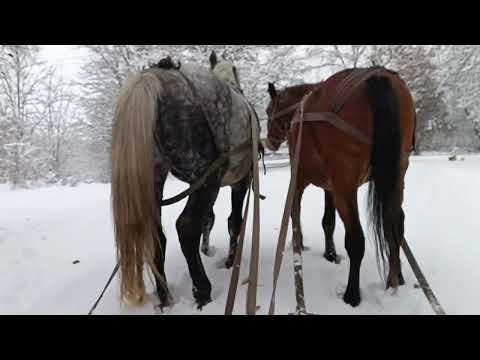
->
[
  {"left": 323, "top": 190, "right": 339, "bottom": 263},
  {"left": 201, "top": 209, "right": 215, "bottom": 256},
  {"left": 177, "top": 184, "right": 220, "bottom": 309},
  {"left": 335, "top": 190, "right": 365, "bottom": 307},
  {"left": 225, "top": 174, "right": 250, "bottom": 269},
  {"left": 154, "top": 224, "right": 171, "bottom": 309},
  {"left": 153, "top": 174, "right": 172, "bottom": 310},
  {"left": 387, "top": 158, "right": 409, "bottom": 288}
]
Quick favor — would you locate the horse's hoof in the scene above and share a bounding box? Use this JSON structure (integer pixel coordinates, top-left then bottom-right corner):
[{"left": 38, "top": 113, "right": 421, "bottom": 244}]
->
[
  {"left": 343, "top": 289, "right": 361, "bottom": 307},
  {"left": 225, "top": 253, "right": 235, "bottom": 269},
  {"left": 155, "top": 292, "right": 174, "bottom": 313},
  {"left": 386, "top": 273, "right": 404, "bottom": 289},
  {"left": 324, "top": 251, "right": 340, "bottom": 264},
  {"left": 157, "top": 301, "right": 172, "bottom": 313},
  {"left": 225, "top": 258, "right": 234, "bottom": 269},
  {"left": 193, "top": 287, "right": 212, "bottom": 310},
  {"left": 201, "top": 244, "right": 209, "bottom": 256},
  {"left": 196, "top": 296, "right": 212, "bottom": 310}
]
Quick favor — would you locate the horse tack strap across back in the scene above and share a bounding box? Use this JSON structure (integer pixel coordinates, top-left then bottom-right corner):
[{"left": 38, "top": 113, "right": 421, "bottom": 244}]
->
[
  {"left": 161, "top": 69, "right": 261, "bottom": 207},
  {"left": 160, "top": 141, "right": 251, "bottom": 206},
  {"left": 331, "top": 67, "right": 386, "bottom": 114},
  {"left": 278, "top": 68, "right": 387, "bottom": 150},
  {"left": 292, "top": 112, "right": 370, "bottom": 145}
]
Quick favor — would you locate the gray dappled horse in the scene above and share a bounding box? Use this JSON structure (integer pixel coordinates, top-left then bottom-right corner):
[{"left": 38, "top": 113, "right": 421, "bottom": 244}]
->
[{"left": 111, "top": 52, "right": 259, "bottom": 309}]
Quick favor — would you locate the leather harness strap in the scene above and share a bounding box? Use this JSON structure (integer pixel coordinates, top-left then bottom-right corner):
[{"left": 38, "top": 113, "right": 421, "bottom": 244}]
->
[
  {"left": 293, "top": 112, "right": 370, "bottom": 145},
  {"left": 268, "top": 93, "right": 311, "bottom": 315},
  {"left": 271, "top": 102, "right": 300, "bottom": 120},
  {"left": 331, "top": 67, "right": 386, "bottom": 114},
  {"left": 224, "top": 97, "right": 263, "bottom": 315},
  {"left": 224, "top": 186, "right": 251, "bottom": 315},
  {"left": 160, "top": 141, "right": 251, "bottom": 206},
  {"left": 246, "top": 109, "right": 261, "bottom": 315}
]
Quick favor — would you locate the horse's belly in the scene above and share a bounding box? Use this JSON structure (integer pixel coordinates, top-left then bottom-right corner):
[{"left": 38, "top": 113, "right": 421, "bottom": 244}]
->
[
  {"left": 311, "top": 177, "right": 334, "bottom": 191},
  {"left": 221, "top": 152, "right": 252, "bottom": 187}
]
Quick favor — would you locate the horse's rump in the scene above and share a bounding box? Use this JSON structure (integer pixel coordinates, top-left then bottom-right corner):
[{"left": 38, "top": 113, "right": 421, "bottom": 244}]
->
[
  {"left": 297, "top": 67, "right": 415, "bottom": 185},
  {"left": 320, "top": 67, "right": 415, "bottom": 154}
]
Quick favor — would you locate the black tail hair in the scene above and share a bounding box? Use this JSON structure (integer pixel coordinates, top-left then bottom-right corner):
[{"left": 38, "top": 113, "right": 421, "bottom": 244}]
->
[
  {"left": 365, "top": 75, "right": 401, "bottom": 283},
  {"left": 412, "top": 112, "right": 417, "bottom": 153}
]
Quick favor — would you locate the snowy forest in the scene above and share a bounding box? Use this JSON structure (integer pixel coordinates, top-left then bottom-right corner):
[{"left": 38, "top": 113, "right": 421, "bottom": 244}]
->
[{"left": 1, "top": 45, "right": 479, "bottom": 189}]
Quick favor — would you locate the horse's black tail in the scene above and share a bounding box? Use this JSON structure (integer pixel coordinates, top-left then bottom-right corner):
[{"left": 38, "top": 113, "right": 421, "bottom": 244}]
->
[
  {"left": 412, "top": 112, "right": 417, "bottom": 153},
  {"left": 365, "top": 75, "right": 401, "bottom": 282}
]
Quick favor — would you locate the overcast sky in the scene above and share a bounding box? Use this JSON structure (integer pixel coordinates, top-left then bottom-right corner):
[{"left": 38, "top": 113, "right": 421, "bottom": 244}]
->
[{"left": 40, "top": 45, "right": 88, "bottom": 81}]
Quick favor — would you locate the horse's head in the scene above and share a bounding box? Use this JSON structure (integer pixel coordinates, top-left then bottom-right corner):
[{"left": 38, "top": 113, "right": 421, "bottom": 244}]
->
[
  {"left": 209, "top": 51, "right": 243, "bottom": 93},
  {"left": 265, "top": 82, "right": 299, "bottom": 152},
  {"left": 265, "top": 82, "right": 322, "bottom": 152}
]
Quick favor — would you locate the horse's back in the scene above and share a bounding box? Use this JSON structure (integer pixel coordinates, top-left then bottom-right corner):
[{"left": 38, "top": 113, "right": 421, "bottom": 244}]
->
[
  {"left": 296, "top": 67, "right": 416, "bottom": 189},
  {"left": 321, "top": 67, "right": 416, "bottom": 153},
  {"left": 182, "top": 64, "right": 256, "bottom": 186},
  {"left": 146, "top": 63, "right": 253, "bottom": 186}
]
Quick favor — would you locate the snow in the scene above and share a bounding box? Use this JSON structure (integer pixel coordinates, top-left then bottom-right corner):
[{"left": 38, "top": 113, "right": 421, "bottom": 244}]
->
[{"left": 1, "top": 154, "right": 479, "bottom": 315}]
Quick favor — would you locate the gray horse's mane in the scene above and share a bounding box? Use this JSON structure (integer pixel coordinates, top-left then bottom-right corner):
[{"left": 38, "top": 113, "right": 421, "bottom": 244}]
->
[{"left": 148, "top": 56, "right": 241, "bottom": 90}]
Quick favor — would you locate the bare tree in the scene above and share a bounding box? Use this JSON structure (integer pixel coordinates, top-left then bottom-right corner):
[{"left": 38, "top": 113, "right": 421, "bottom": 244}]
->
[
  {"left": 437, "top": 46, "right": 480, "bottom": 137},
  {"left": 76, "top": 45, "right": 170, "bottom": 181},
  {"left": 368, "top": 45, "right": 449, "bottom": 153},
  {"left": 0, "top": 45, "right": 49, "bottom": 188},
  {"left": 38, "top": 68, "right": 76, "bottom": 181},
  {"left": 302, "top": 45, "right": 369, "bottom": 71}
]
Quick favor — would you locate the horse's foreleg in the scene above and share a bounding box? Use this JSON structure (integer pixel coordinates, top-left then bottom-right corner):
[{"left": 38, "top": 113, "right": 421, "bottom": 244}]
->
[
  {"left": 291, "top": 187, "right": 307, "bottom": 313},
  {"left": 323, "top": 190, "right": 339, "bottom": 263},
  {"left": 201, "top": 209, "right": 215, "bottom": 256},
  {"left": 291, "top": 186, "right": 305, "bottom": 251}
]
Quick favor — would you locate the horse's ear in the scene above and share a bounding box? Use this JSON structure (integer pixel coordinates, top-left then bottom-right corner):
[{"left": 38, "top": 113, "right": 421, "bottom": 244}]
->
[
  {"left": 209, "top": 51, "right": 218, "bottom": 70},
  {"left": 268, "top": 82, "right": 277, "bottom": 98}
]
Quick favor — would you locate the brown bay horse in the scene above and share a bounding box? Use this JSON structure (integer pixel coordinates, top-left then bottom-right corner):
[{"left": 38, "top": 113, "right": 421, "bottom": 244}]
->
[{"left": 265, "top": 67, "right": 416, "bottom": 307}]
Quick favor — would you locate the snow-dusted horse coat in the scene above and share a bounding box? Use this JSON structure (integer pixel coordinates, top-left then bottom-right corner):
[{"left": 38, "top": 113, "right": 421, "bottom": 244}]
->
[{"left": 111, "top": 54, "right": 259, "bottom": 309}]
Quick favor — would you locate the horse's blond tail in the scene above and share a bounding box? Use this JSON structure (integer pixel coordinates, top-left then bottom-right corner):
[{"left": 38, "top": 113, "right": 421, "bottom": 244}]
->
[{"left": 111, "top": 71, "right": 164, "bottom": 306}]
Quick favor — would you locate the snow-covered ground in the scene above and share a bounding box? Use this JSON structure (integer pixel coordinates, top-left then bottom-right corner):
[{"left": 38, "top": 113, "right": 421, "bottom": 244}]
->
[{"left": 1, "top": 155, "right": 479, "bottom": 315}]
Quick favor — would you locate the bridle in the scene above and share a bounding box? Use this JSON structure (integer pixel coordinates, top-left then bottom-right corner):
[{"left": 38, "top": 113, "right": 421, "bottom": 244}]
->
[
  {"left": 267, "top": 99, "right": 302, "bottom": 149},
  {"left": 267, "top": 101, "right": 301, "bottom": 148}
]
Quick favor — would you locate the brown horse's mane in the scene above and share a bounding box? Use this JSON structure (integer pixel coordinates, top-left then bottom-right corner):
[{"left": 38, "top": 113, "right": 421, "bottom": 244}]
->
[
  {"left": 150, "top": 56, "right": 181, "bottom": 71},
  {"left": 273, "top": 83, "right": 323, "bottom": 110},
  {"left": 279, "top": 82, "right": 322, "bottom": 97}
]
